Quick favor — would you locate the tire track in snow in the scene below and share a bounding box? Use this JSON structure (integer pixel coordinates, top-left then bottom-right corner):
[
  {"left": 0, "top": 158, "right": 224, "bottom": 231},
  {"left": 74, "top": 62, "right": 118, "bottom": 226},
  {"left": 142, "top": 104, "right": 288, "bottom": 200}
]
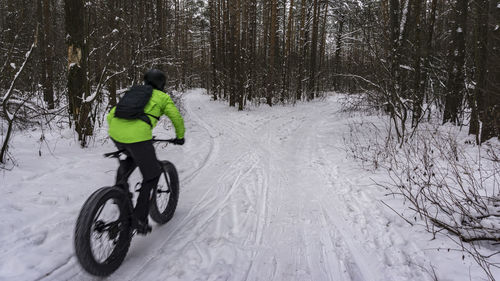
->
[
  {"left": 241, "top": 116, "right": 277, "bottom": 281},
  {"left": 117, "top": 91, "right": 273, "bottom": 280},
  {"left": 183, "top": 93, "right": 276, "bottom": 254},
  {"left": 129, "top": 153, "right": 261, "bottom": 279},
  {"left": 309, "top": 106, "right": 431, "bottom": 281},
  {"left": 305, "top": 106, "right": 382, "bottom": 281},
  {"left": 240, "top": 109, "right": 303, "bottom": 279},
  {"left": 242, "top": 101, "right": 375, "bottom": 281},
  {"left": 180, "top": 92, "right": 218, "bottom": 185}
]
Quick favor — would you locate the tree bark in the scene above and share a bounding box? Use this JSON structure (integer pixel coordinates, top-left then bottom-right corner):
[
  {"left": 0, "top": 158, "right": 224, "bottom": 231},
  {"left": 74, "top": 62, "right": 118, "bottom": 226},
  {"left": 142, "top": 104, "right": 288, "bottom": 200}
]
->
[
  {"left": 37, "top": 0, "right": 55, "bottom": 109},
  {"left": 308, "top": 0, "right": 319, "bottom": 100},
  {"left": 443, "top": 0, "right": 468, "bottom": 125},
  {"left": 480, "top": 0, "right": 500, "bottom": 141},
  {"left": 267, "top": 0, "right": 278, "bottom": 106},
  {"left": 65, "top": 0, "right": 92, "bottom": 146},
  {"left": 285, "top": 0, "right": 295, "bottom": 101},
  {"left": 209, "top": 0, "right": 218, "bottom": 100},
  {"left": 469, "top": 0, "right": 488, "bottom": 137},
  {"left": 334, "top": 15, "right": 344, "bottom": 91},
  {"left": 317, "top": 2, "right": 328, "bottom": 94},
  {"left": 296, "top": 0, "right": 307, "bottom": 101},
  {"left": 411, "top": 0, "right": 424, "bottom": 127}
]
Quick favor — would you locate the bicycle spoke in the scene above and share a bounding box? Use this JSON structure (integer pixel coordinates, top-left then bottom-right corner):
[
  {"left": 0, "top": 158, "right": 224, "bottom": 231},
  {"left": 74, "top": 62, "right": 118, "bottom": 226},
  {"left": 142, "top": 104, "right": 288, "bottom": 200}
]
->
[
  {"left": 156, "top": 173, "right": 171, "bottom": 213},
  {"left": 93, "top": 205, "right": 105, "bottom": 224},
  {"left": 165, "top": 173, "right": 171, "bottom": 190},
  {"left": 90, "top": 199, "right": 122, "bottom": 263}
]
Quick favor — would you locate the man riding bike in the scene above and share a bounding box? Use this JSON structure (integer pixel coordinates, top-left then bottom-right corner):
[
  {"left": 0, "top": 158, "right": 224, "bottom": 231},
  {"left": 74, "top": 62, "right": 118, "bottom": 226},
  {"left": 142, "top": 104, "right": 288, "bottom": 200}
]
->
[{"left": 106, "top": 69, "right": 185, "bottom": 234}]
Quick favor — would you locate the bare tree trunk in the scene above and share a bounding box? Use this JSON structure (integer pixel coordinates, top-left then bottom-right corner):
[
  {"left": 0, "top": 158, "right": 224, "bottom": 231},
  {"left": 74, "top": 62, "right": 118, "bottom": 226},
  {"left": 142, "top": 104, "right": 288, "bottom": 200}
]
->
[
  {"left": 421, "top": 0, "right": 437, "bottom": 121},
  {"left": 216, "top": 0, "right": 223, "bottom": 99},
  {"left": 42, "top": 0, "right": 54, "bottom": 109},
  {"left": 308, "top": 0, "right": 319, "bottom": 100},
  {"left": 239, "top": 0, "right": 247, "bottom": 109},
  {"left": 411, "top": 0, "right": 424, "bottom": 127},
  {"left": 267, "top": 0, "right": 278, "bottom": 106},
  {"left": 334, "top": 15, "right": 344, "bottom": 91},
  {"left": 235, "top": 0, "right": 243, "bottom": 110},
  {"left": 174, "top": 0, "right": 180, "bottom": 89},
  {"left": 285, "top": 0, "right": 295, "bottom": 101},
  {"left": 157, "top": 0, "right": 165, "bottom": 67},
  {"left": 227, "top": 0, "right": 236, "bottom": 106},
  {"left": 247, "top": 0, "right": 257, "bottom": 102},
  {"left": 223, "top": 0, "right": 230, "bottom": 100},
  {"left": 209, "top": 0, "right": 218, "bottom": 100},
  {"left": 317, "top": 2, "right": 328, "bottom": 94},
  {"left": 389, "top": 0, "right": 400, "bottom": 94},
  {"left": 107, "top": 0, "right": 117, "bottom": 107},
  {"left": 469, "top": 0, "right": 487, "bottom": 138},
  {"left": 443, "top": 0, "right": 468, "bottom": 125},
  {"left": 296, "top": 0, "right": 307, "bottom": 101},
  {"left": 65, "top": 0, "right": 92, "bottom": 147},
  {"left": 480, "top": 0, "right": 500, "bottom": 141}
]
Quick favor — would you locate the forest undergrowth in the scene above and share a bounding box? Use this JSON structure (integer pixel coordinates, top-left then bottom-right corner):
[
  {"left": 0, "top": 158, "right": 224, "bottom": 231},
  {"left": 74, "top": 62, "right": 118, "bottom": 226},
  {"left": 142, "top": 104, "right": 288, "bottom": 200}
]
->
[{"left": 342, "top": 94, "right": 500, "bottom": 280}]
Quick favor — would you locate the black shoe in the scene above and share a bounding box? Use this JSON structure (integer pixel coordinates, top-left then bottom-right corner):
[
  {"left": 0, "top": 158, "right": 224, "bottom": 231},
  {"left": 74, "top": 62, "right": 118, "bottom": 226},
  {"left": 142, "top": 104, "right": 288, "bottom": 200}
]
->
[{"left": 131, "top": 217, "right": 152, "bottom": 235}]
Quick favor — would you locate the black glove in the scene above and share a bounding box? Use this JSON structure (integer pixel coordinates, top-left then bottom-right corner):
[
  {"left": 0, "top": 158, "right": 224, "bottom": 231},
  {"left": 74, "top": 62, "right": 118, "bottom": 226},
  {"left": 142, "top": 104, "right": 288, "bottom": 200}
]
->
[{"left": 172, "top": 138, "right": 185, "bottom": 145}]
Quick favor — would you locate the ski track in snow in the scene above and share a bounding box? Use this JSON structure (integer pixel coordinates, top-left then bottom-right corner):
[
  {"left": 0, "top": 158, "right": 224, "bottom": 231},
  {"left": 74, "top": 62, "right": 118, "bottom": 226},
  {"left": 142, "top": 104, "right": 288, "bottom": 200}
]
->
[{"left": 2, "top": 89, "right": 489, "bottom": 281}]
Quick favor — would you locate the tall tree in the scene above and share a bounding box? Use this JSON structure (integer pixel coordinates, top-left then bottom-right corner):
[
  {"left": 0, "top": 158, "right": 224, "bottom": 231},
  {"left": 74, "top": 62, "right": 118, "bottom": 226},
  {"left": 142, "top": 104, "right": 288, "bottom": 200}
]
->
[
  {"left": 317, "top": 2, "right": 328, "bottom": 93},
  {"left": 333, "top": 14, "right": 344, "bottom": 91},
  {"left": 411, "top": 0, "right": 424, "bottom": 126},
  {"left": 479, "top": 0, "right": 499, "bottom": 141},
  {"left": 469, "top": 0, "right": 488, "bottom": 137},
  {"left": 284, "top": 0, "right": 295, "bottom": 99},
  {"left": 65, "top": 0, "right": 92, "bottom": 146},
  {"left": 39, "top": 0, "right": 54, "bottom": 109},
  {"left": 443, "top": 0, "right": 469, "bottom": 124},
  {"left": 267, "top": 0, "right": 278, "bottom": 106},
  {"left": 297, "top": 0, "right": 307, "bottom": 101},
  {"left": 308, "top": 0, "right": 319, "bottom": 100},
  {"left": 209, "top": 0, "right": 218, "bottom": 100}
]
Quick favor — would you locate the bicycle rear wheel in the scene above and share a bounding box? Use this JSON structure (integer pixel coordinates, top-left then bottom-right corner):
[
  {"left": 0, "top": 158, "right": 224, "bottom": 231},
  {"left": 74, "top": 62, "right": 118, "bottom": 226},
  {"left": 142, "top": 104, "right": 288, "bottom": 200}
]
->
[
  {"left": 74, "top": 186, "right": 132, "bottom": 276},
  {"left": 149, "top": 160, "right": 179, "bottom": 224}
]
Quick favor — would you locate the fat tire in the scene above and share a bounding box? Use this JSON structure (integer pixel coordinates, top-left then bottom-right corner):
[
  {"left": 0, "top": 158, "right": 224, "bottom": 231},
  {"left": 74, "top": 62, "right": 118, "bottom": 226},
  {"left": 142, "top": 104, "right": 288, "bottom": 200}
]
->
[
  {"left": 149, "top": 161, "right": 179, "bottom": 224},
  {"left": 74, "top": 186, "right": 132, "bottom": 276}
]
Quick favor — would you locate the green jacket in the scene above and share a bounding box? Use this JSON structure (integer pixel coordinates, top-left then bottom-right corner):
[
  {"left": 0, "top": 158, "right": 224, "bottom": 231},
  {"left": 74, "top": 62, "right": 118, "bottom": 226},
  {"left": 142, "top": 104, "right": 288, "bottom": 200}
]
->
[{"left": 107, "top": 89, "right": 185, "bottom": 143}]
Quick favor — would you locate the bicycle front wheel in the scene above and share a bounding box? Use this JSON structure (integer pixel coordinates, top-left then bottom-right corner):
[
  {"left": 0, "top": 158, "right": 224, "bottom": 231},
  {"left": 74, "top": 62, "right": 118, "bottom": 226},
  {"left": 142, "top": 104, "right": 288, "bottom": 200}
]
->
[
  {"left": 149, "top": 160, "right": 179, "bottom": 224},
  {"left": 74, "top": 186, "right": 132, "bottom": 276}
]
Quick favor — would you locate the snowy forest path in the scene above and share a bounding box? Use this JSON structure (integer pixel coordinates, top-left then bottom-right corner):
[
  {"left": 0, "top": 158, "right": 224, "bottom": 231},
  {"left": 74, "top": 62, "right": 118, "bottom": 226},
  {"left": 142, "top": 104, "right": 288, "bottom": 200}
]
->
[{"left": 2, "top": 89, "right": 431, "bottom": 281}]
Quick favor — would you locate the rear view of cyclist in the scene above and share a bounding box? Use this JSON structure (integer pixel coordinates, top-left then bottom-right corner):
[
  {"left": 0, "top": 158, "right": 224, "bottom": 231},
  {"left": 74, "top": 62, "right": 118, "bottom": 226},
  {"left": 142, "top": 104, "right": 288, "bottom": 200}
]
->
[{"left": 106, "top": 69, "right": 185, "bottom": 234}]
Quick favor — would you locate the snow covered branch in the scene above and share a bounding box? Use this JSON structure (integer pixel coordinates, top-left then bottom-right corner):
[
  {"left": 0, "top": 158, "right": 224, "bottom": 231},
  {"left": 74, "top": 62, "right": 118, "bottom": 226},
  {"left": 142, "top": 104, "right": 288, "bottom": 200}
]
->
[
  {"left": 1, "top": 32, "right": 37, "bottom": 164},
  {"left": 344, "top": 118, "right": 500, "bottom": 279},
  {"left": 2, "top": 41, "right": 36, "bottom": 121}
]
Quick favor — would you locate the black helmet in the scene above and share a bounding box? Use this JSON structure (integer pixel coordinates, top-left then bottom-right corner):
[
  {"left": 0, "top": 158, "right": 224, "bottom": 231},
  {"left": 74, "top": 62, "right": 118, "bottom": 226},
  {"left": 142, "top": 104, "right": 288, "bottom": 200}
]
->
[{"left": 144, "top": 69, "right": 166, "bottom": 91}]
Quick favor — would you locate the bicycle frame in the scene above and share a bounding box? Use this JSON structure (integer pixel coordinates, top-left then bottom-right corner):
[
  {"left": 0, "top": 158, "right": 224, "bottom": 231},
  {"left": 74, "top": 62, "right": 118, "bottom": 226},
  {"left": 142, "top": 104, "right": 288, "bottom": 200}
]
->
[{"left": 102, "top": 138, "right": 177, "bottom": 203}]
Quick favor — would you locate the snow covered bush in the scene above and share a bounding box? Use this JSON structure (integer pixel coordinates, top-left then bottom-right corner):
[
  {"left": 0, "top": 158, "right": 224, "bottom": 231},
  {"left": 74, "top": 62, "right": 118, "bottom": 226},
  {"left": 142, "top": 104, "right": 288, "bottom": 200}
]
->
[
  {"left": 345, "top": 116, "right": 500, "bottom": 279},
  {"left": 343, "top": 120, "right": 394, "bottom": 170},
  {"left": 389, "top": 127, "right": 499, "bottom": 278}
]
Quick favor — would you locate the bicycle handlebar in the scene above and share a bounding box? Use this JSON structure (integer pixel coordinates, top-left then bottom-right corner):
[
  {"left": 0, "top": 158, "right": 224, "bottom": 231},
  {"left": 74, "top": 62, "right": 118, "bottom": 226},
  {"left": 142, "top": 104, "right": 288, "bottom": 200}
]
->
[
  {"left": 152, "top": 138, "right": 178, "bottom": 144},
  {"left": 104, "top": 138, "right": 180, "bottom": 158}
]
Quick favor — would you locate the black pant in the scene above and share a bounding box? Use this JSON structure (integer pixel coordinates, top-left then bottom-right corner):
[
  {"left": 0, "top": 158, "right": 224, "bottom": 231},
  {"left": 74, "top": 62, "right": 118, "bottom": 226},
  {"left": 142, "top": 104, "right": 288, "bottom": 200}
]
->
[{"left": 113, "top": 139, "right": 162, "bottom": 222}]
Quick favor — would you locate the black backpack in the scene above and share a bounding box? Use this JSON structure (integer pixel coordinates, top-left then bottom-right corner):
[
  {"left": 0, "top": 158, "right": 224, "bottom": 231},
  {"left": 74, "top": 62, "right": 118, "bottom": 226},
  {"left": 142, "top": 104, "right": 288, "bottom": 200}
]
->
[{"left": 114, "top": 85, "right": 159, "bottom": 127}]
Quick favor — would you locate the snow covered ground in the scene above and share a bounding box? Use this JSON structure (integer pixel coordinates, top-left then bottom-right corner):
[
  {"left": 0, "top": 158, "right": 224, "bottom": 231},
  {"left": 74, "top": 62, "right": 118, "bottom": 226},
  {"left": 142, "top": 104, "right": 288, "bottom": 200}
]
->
[{"left": 1, "top": 89, "right": 498, "bottom": 281}]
